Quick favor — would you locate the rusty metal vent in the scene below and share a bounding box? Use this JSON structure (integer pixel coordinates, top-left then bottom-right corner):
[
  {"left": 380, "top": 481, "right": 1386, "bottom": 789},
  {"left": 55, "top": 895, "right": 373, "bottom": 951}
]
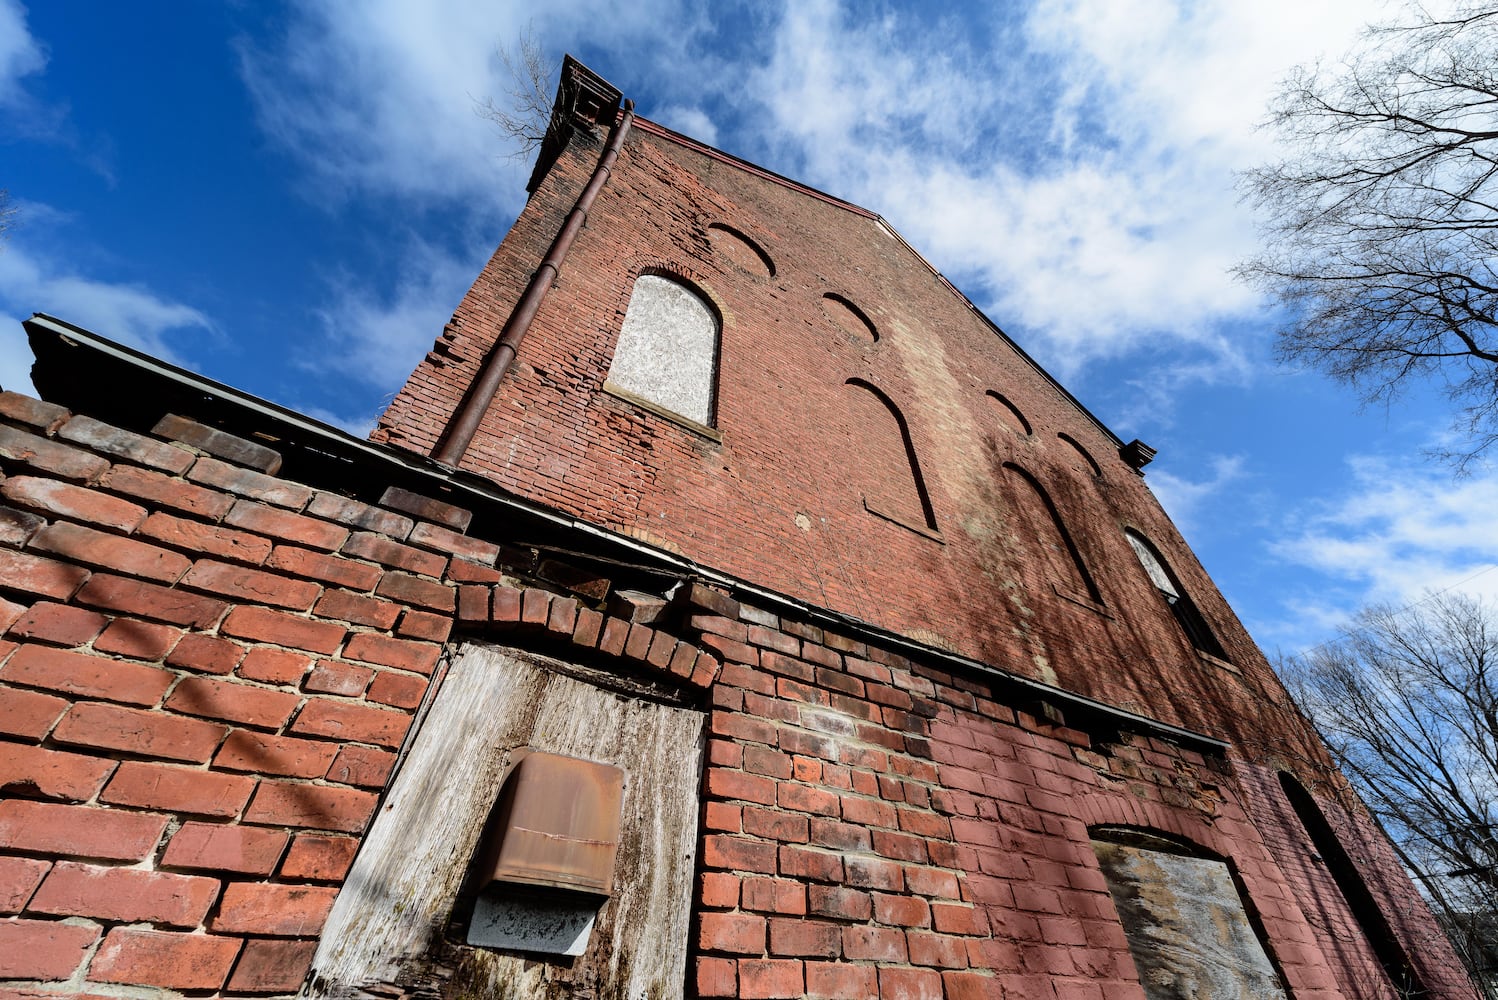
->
[{"left": 479, "top": 751, "right": 625, "bottom": 897}]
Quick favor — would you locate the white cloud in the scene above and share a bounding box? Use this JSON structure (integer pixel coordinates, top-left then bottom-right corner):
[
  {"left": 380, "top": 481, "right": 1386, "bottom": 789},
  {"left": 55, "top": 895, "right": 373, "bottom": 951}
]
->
[
  {"left": 0, "top": 0, "right": 45, "bottom": 109},
  {"left": 0, "top": 238, "right": 213, "bottom": 372},
  {"left": 1144, "top": 455, "right": 1246, "bottom": 532},
  {"left": 654, "top": 104, "right": 717, "bottom": 147},
  {"left": 1270, "top": 456, "right": 1498, "bottom": 638},
  {"left": 304, "top": 237, "right": 484, "bottom": 393},
  {"left": 737, "top": 0, "right": 1374, "bottom": 378}
]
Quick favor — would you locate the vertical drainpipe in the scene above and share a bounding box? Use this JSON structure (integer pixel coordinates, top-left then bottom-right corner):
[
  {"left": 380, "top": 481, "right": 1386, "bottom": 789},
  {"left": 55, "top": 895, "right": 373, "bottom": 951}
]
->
[{"left": 433, "top": 99, "right": 637, "bottom": 467}]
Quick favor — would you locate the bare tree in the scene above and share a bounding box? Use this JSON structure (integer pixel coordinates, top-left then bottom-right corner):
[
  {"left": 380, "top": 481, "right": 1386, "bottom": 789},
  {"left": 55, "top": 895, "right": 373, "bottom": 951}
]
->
[
  {"left": 0, "top": 189, "right": 14, "bottom": 242},
  {"left": 1284, "top": 592, "right": 1498, "bottom": 995},
  {"left": 1239, "top": 6, "right": 1498, "bottom": 470},
  {"left": 476, "top": 30, "right": 560, "bottom": 158}
]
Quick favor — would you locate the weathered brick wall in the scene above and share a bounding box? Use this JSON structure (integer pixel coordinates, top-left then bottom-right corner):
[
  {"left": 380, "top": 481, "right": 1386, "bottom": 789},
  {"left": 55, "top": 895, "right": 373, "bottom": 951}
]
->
[
  {"left": 0, "top": 392, "right": 475, "bottom": 995},
  {"left": 372, "top": 114, "right": 1308, "bottom": 757},
  {"left": 0, "top": 383, "right": 1474, "bottom": 998}
]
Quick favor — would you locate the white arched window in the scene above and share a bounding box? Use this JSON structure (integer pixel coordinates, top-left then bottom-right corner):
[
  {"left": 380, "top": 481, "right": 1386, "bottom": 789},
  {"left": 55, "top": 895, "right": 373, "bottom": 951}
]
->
[
  {"left": 606, "top": 275, "right": 719, "bottom": 428},
  {"left": 1126, "top": 530, "right": 1228, "bottom": 661}
]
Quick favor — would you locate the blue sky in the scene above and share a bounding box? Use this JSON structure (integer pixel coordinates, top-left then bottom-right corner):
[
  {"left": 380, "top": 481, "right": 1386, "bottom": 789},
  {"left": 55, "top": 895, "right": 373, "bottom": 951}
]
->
[{"left": 2, "top": 0, "right": 1496, "bottom": 657}]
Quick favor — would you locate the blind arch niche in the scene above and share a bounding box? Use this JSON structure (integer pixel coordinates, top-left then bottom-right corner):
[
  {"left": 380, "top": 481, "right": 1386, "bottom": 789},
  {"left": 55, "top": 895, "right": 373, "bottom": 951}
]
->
[{"left": 607, "top": 274, "right": 720, "bottom": 428}]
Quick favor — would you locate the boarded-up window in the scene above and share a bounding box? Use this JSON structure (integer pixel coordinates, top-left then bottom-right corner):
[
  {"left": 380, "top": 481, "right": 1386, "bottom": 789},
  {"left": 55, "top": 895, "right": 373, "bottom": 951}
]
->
[
  {"left": 1092, "top": 829, "right": 1288, "bottom": 1000},
  {"left": 607, "top": 274, "right": 719, "bottom": 427},
  {"left": 307, "top": 644, "right": 705, "bottom": 1000}
]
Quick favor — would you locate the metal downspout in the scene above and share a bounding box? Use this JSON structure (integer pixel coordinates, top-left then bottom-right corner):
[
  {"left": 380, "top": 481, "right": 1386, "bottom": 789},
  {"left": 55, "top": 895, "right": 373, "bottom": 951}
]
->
[{"left": 433, "top": 98, "right": 637, "bottom": 466}]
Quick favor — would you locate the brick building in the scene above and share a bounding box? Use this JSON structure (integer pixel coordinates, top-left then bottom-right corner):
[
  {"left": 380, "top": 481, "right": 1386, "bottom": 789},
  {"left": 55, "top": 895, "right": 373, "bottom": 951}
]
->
[{"left": 0, "top": 57, "right": 1476, "bottom": 999}]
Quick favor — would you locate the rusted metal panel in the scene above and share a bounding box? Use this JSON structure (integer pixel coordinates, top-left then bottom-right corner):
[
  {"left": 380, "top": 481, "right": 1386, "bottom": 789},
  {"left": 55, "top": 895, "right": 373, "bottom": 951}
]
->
[
  {"left": 1093, "top": 834, "right": 1289, "bottom": 1000},
  {"left": 305, "top": 642, "right": 705, "bottom": 1000},
  {"left": 478, "top": 751, "right": 624, "bottom": 897}
]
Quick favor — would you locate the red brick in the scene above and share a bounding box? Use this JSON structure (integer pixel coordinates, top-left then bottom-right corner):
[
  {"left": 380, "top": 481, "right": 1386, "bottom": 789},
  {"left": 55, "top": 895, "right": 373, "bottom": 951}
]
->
[
  {"left": 32, "top": 521, "right": 190, "bottom": 582},
  {"left": 0, "top": 595, "right": 24, "bottom": 631},
  {"left": 227, "top": 937, "right": 318, "bottom": 992},
  {"left": 700, "top": 870, "right": 741, "bottom": 908},
  {"left": 6, "top": 600, "right": 108, "bottom": 645},
  {"left": 187, "top": 455, "right": 312, "bottom": 507},
  {"left": 0, "top": 856, "right": 49, "bottom": 912},
  {"left": 0, "top": 424, "right": 107, "bottom": 481},
  {"left": 93, "top": 618, "right": 182, "bottom": 660},
  {"left": 932, "top": 902, "right": 987, "bottom": 935},
  {"left": 342, "top": 530, "right": 446, "bottom": 576},
  {"left": 806, "top": 962, "right": 879, "bottom": 999},
  {"left": 30, "top": 861, "right": 220, "bottom": 927},
  {"left": 215, "top": 729, "right": 339, "bottom": 778},
  {"left": 809, "top": 885, "right": 872, "bottom": 921},
  {"left": 58, "top": 413, "right": 194, "bottom": 472},
  {"left": 291, "top": 697, "right": 411, "bottom": 747},
  {"left": 182, "top": 558, "right": 321, "bottom": 610},
  {"left": 161, "top": 822, "right": 289, "bottom": 875},
  {"left": 907, "top": 931, "right": 969, "bottom": 968},
  {"left": 0, "top": 742, "right": 115, "bottom": 801},
  {"left": 397, "top": 607, "right": 451, "bottom": 641},
  {"left": 53, "top": 701, "right": 227, "bottom": 762},
  {"left": 237, "top": 645, "right": 313, "bottom": 683},
  {"left": 698, "top": 911, "right": 765, "bottom": 954},
  {"left": 281, "top": 834, "right": 358, "bottom": 881},
  {"left": 0, "top": 918, "right": 99, "bottom": 979},
  {"left": 378, "top": 486, "right": 471, "bottom": 531},
  {"left": 326, "top": 743, "right": 397, "bottom": 787},
  {"left": 742, "top": 876, "right": 806, "bottom": 915},
  {"left": 102, "top": 760, "right": 255, "bottom": 817},
  {"left": 778, "top": 846, "right": 843, "bottom": 883},
  {"left": 314, "top": 588, "right": 400, "bottom": 628},
  {"left": 168, "top": 633, "right": 245, "bottom": 675},
  {"left": 744, "top": 806, "right": 809, "bottom": 843},
  {"left": 702, "top": 835, "right": 780, "bottom": 874},
  {"left": 739, "top": 959, "right": 804, "bottom": 999},
  {"left": 0, "top": 685, "right": 68, "bottom": 738},
  {"left": 89, "top": 927, "right": 242, "bottom": 989},
  {"left": 2, "top": 643, "right": 173, "bottom": 705},
  {"left": 0, "top": 799, "right": 168, "bottom": 860},
  {"left": 305, "top": 659, "right": 374, "bottom": 695},
  {"left": 375, "top": 570, "right": 455, "bottom": 611},
  {"left": 222, "top": 605, "right": 346, "bottom": 653},
  {"left": 76, "top": 572, "right": 227, "bottom": 628},
  {"left": 446, "top": 557, "right": 504, "bottom": 583},
  {"left": 904, "top": 866, "right": 961, "bottom": 899},
  {"left": 99, "top": 465, "right": 225, "bottom": 517},
  {"left": 307, "top": 491, "right": 414, "bottom": 537},
  {"left": 224, "top": 498, "right": 346, "bottom": 549},
  {"left": 139, "top": 512, "right": 271, "bottom": 565},
  {"left": 213, "top": 881, "right": 339, "bottom": 935},
  {"left": 769, "top": 918, "right": 841, "bottom": 957},
  {"left": 707, "top": 767, "right": 778, "bottom": 806},
  {"left": 873, "top": 892, "right": 931, "bottom": 928},
  {"left": 1, "top": 475, "right": 145, "bottom": 530},
  {"left": 167, "top": 675, "right": 301, "bottom": 728},
  {"left": 0, "top": 503, "right": 45, "bottom": 547},
  {"left": 878, "top": 967, "right": 943, "bottom": 1000},
  {"left": 154, "top": 415, "right": 282, "bottom": 473},
  {"left": 780, "top": 781, "right": 841, "bottom": 816},
  {"left": 244, "top": 780, "right": 377, "bottom": 832},
  {"left": 0, "top": 548, "right": 90, "bottom": 601},
  {"left": 697, "top": 956, "right": 738, "bottom": 997},
  {"left": 343, "top": 631, "right": 441, "bottom": 674},
  {"left": 366, "top": 668, "right": 429, "bottom": 708},
  {"left": 491, "top": 585, "right": 522, "bottom": 622},
  {"left": 0, "top": 391, "right": 68, "bottom": 430},
  {"left": 271, "top": 544, "right": 384, "bottom": 590},
  {"left": 408, "top": 520, "right": 499, "bottom": 564}
]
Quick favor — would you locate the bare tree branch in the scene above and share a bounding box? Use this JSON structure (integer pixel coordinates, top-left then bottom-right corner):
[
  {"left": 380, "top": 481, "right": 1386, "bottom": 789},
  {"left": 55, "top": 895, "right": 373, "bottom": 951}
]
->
[
  {"left": 475, "top": 30, "right": 561, "bottom": 159},
  {"left": 1239, "top": 5, "right": 1498, "bottom": 471},
  {"left": 1283, "top": 592, "right": 1498, "bottom": 993}
]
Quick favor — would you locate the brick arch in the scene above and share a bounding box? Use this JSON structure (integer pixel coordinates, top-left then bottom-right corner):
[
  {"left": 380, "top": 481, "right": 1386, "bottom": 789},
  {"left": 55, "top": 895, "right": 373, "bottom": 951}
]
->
[
  {"left": 841, "top": 378, "right": 937, "bottom": 533},
  {"left": 453, "top": 582, "right": 720, "bottom": 691},
  {"left": 1074, "top": 788, "right": 1236, "bottom": 860}
]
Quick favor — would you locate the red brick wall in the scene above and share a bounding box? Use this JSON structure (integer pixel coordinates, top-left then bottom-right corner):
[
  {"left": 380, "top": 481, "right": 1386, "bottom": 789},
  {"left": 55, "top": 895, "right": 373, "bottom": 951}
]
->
[
  {"left": 0, "top": 391, "right": 470, "bottom": 994},
  {"left": 372, "top": 117, "right": 1303, "bottom": 755},
  {"left": 0, "top": 383, "right": 1474, "bottom": 997}
]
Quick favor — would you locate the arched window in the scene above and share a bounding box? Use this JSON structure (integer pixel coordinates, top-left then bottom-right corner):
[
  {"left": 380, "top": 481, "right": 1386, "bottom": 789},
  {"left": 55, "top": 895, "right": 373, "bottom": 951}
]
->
[
  {"left": 606, "top": 274, "right": 719, "bottom": 429},
  {"left": 1003, "top": 463, "right": 1099, "bottom": 603},
  {"left": 1278, "top": 774, "right": 1423, "bottom": 996},
  {"left": 1125, "top": 530, "right": 1227, "bottom": 661},
  {"left": 843, "top": 379, "right": 937, "bottom": 533}
]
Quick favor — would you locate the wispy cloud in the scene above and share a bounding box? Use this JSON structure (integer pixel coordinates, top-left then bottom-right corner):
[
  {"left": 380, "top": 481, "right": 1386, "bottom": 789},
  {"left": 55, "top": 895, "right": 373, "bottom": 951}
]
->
[
  {"left": 1268, "top": 455, "right": 1498, "bottom": 644},
  {"left": 0, "top": 0, "right": 45, "bottom": 110},
  {"left": 0, "top": 227, "right": 214, "bottom": 387},
  {"left": 1145, "top": 455, "right": 1247, "bottom": 533}
]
